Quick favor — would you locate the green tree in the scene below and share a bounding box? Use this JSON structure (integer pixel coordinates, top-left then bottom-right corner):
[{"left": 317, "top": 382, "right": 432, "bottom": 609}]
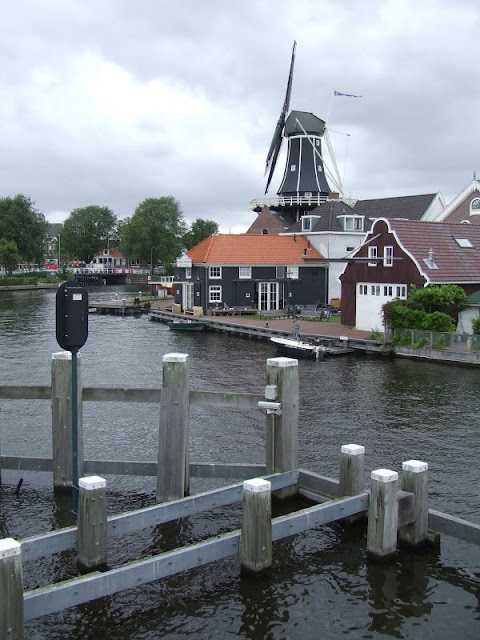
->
[
  {"left": 119, "top": 196, "right": 186, "bottom": 267},
  {"left": 0, "top": 238, "right": 21, "bottom": 274},
  {"left": 0, "top": 194, "right": 48, "bottom": 265},
  {"left": 182, "top": 218, "right": 219, "bottom": 250},
  {"left": 60, "top": 205, "right": 118, "bottom": 264},
  {"left": 383, "top": 284, "right": 466, "bottom": 332},
  {"left": 407, "top": 284, "right": 466, "bottom": 313}
]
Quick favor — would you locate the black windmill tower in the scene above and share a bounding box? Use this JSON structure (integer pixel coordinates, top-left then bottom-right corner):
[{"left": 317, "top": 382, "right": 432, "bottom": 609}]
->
[{"left": 252, "top": 42, "right": 340, "bottom": 224}]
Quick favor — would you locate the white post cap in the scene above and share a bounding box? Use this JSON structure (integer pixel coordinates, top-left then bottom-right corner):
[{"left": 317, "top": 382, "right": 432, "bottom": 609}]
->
[
  {"left": 402, "top": 460, "right": 428, "bottom": 473},
  {"left": 244, "top": 478, "right": 271, "bottom": 493},
  {"left": 341, "top": 444, "right": 365, "bottom": 455},
  {"left": 79, "top": 476, "right": 106, "bottom": 490},
  {"left": 371, "top": 469, "right": 398, "bottom": 483}
]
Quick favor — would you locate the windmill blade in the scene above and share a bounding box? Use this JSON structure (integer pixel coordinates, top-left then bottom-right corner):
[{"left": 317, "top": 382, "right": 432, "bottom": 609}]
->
[
  {"left": 264, "top": 41, "right": 296, "bottom": 191},
  {"left": 265, "top": 135, "right": 283, "bottom": 194}
]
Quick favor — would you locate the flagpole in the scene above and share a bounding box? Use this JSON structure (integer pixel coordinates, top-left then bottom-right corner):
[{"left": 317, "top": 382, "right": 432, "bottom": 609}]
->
[{"left": 326, "top": 89, "right": 334, "bottom": 124}]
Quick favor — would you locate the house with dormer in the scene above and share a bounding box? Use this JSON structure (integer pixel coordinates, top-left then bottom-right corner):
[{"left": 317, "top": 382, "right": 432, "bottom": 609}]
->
[
  {"left": 424, "top": 177, "right": 480, "bottom": 225},
  {"left": 173, "top": 234, "right": 327, "bottom": 313},
  {"left": 339, "top": 218, "right": 480, "bottom": 331},
  {"left": 248, "top": 193, "right": 445, "bottom": 304}
]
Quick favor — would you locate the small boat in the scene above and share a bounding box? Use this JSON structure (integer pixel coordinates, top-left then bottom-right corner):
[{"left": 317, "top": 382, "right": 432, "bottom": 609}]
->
[
  {"left": 270, "top": 336, "right": 329, "bottom": 360},
  {"left": 168, "top": 320, "right": 205, "bottom": 331}
]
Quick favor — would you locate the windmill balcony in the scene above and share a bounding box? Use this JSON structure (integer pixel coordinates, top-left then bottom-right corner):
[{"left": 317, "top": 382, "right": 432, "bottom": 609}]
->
[{"left": 249, "top": 194, "right": 329, "bottom": 211}]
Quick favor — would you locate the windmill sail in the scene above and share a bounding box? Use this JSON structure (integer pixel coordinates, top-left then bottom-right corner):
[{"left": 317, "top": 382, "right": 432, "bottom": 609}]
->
[{"left": 264, "top": 41, "right": 296, "bottom": 193}]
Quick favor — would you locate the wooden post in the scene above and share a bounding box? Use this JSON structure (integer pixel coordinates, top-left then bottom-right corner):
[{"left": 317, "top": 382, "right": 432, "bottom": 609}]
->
[
  {"left": 157, "top": 353, "right": 190, "bottom": 503},
  {"left": 0, "top": 538, "right": 24, "bottom": 639},
  {"left": 77, "top": 476, "right": 107, "bottom": 571},
  {"left": 399, "top": 460, "right": 429, "bottom": 547},
  {"left": 240, "top": 478, "right": 272, "bottom": 574},
  {"left": 51, "top": 351, "right": 84, "bottom": 492},
  {"left": 339, "top": 444, "right": 365, "bottom": 496},
  {"left": 367, "top": 469, "right": 398, "bottom": 559},
  {"left": 266, "top": 357, "right": 298, "bottom": 499}
]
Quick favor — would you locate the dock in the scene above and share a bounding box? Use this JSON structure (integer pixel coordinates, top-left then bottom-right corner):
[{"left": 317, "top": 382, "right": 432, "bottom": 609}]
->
[{"left": 149, "top": 309, "right": 384, "bottom": 355}]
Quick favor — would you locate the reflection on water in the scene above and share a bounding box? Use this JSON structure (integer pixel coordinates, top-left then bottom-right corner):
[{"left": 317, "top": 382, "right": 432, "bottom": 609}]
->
[{"left": 0, "top": 287, "right": 479, "bottom": 639}]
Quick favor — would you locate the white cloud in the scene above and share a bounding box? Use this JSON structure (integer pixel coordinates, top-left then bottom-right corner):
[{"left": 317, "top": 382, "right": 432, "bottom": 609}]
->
[{"left": 1, "top": 0, "right": 480, "bottom": 232}]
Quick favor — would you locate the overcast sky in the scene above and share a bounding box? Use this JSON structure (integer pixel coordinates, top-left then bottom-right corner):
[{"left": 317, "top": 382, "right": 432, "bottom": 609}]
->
[{"left": 2, "top": 0, "right": 479, "bottom": 232}]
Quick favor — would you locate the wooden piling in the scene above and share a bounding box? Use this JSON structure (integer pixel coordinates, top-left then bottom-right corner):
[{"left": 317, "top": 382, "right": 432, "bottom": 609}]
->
[
  {"left": 339, "top": 444, "right": 365, "bottom": 496},
  {"left": 51, "top": 351, "right": 84, "bottom": 492},
  {"left": 77, "top": 476, "right": 107, "bottom": 571},
  {"left": 0, "top": 538, "right": 24, "bottom": 639},
  {"left": 266, "top": 357, "right": 298, "bottom": 499},
  {"left": 240, "top": 478, "right": 272, "bottom": 574},
  {"left": 399, "top": 460, "right": 429, "bottom": 547},
  {"left": 367, "top": 468, "right": 399, "bottom": 559},
  {"left": 157, "top": 353, "right": 190, "bottom": 503}
]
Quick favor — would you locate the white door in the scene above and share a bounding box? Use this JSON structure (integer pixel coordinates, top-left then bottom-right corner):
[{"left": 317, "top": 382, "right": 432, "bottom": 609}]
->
[
  {"left": 182, "top": 283, "right": 194, "bottom": 310},
  {"left": 258, "top": 282, "right": 279, "bottom": 311}
]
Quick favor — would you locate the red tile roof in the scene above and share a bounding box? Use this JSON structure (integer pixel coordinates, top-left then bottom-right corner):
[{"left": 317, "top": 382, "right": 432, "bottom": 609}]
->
[
  {"left": 188, "top": 234, "right": 324, "bottom": 265},
  {"left": 388, "top": 219, "right": 480, "bottom": 283}
]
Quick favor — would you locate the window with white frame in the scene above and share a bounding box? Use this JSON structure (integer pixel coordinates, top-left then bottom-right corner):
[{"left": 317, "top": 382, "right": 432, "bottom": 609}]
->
[
  {"left": 185, "top": 267, "right": 191, "bottom": 279},
  {"left": 302, "top": 217, "right": 312, "bottom": 231},
  {"left": 383, "top": 285, "right": 393, "bottom": 296},
  {"left": 276, "top": 266, "right": 286, "bottom": 279},
  {"left": 371, "top": 285, "right": 380, "bottom": 296},
  {"left": 209, "top": 266, "right": 221, "bottom": 279},
  {"left": 358, "top": 284, "right": 368, "bottom": 295},
  {"left": 209, "top": 285, "right": 222, "bottom": 303},
  {"left": 239, "top": 266, "right": 251, "bottom": 279},
  {"left": 471, "top": 198, "right": 480, "bottom": 215},
  {"left": 368, "top": 246, "right": 378, "bottom": 266},
  {"left": 396, "top": 285, "right": 407, "bottom": 298},
  {"left": 384, "top": 246, "right": 394, "bottom": 267},
  {"left": 286, "top": 266, "right": 299, "bottom": 279}
]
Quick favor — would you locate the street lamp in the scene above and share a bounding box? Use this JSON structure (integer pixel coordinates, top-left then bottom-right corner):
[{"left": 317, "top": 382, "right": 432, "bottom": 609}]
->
[{"left": 58, "top": 233, "right": 61, "bottom": 269}]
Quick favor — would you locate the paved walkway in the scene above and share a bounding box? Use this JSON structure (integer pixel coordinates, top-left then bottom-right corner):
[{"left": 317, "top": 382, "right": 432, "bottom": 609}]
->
[
  {"left": 208, "top": 314, "right": 375, "bottom": 340},
  {"left": 150, "top": 298, "right": 375, "bottom": 341}
]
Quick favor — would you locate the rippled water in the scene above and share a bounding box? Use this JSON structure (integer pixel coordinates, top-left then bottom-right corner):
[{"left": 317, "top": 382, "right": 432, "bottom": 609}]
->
[{"left": 0, "top": 287, "right": 479, "bottom": 639}]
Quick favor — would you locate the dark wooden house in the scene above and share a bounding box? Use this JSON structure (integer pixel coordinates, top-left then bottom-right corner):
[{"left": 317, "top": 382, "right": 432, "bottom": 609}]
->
[
  {"left": 340, "top": 218, "right": 480, "bottom": 331},
  {"left": 173, "top": 234, "right": 327, "bottom": 313}
]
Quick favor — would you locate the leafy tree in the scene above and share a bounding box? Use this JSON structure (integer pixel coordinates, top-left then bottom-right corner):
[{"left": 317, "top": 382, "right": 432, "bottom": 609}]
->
[
  {"left": 60, "top": 205, "right": 118, "bottom": 264},
  {"left": 0, "top": 238, "right": 21, "bottom": 274},
  {"left": 119, "top": 196, "right": 186, "bottom": 267},
  {"left": 0, "top": 194, "right": 48, "bottom": 265},
  {"left": 182, "top": 218, "right": 219, "bottom": 250},
  {"left": 472, "top": 317, "right": 480, "bottom": 335},
  {"left": 383, "top": 284, "right": 466, "bottom": 332},
  {"left": 407, "top": 284, "right": 466, "bottom": 313}
]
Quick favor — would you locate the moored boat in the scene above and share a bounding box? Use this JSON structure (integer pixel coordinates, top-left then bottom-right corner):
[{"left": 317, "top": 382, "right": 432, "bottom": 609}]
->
[
  {"left": 168, "top": 320, "right": 205, "bottom": 331},
  {"left": 270, "top": 336, "right": 329, "bottom": 360}
]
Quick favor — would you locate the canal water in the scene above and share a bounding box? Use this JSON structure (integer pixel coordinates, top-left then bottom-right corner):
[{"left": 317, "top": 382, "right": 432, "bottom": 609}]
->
[{"left": 0, "top": 286, "right": 479, "bottom": 639}]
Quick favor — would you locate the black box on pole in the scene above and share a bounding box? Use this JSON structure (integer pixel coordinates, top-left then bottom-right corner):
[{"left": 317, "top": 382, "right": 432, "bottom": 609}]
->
[{"left": 56, "top": 282, "right": 89, "bottom": 352}]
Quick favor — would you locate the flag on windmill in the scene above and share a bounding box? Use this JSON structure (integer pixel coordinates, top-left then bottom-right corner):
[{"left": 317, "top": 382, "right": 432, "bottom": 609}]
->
[{"left": 334, "top": 90, "right": 362, "bottom": 98}]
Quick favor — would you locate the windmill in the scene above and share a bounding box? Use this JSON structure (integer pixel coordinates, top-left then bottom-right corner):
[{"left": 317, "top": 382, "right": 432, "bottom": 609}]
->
[{"left": 252, "top": 42, "right": 345, "bottom": 217}]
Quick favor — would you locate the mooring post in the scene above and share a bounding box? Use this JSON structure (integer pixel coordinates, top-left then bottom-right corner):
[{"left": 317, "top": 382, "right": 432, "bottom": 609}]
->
[
  {"left": 0, "top": 538, "right": 24, "bottom": 639},
  {"left": 367, "top": 468, "right": 399, "bottom": 559},
  {"left": 77, "top": 476, "right": 107, "bottom": 571},
  {"left": 339, "top": 444, "right": 365, "bottom": 496},
  {"left": 266, "top": 357, "right": 298, "bottom": 499},
  {"left": 51, "top": 351, "right": 84, "bottom": 492},
  {"left": 157, "top": 353, "right": 190, "bottom": 503},
  {"left": 399, "top": 460, "right": 429, "bottom": 546},
  {"left": 240, "top": 478, "right": 272, "bottom": 574}
]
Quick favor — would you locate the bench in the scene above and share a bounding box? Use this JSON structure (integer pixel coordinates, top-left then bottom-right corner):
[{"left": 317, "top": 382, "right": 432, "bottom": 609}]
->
[{"left": 231, "top": 306, "right": 255, "bottom": 315}]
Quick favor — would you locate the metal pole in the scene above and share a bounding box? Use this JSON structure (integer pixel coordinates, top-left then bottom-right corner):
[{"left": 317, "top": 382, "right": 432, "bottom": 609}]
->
[{"left": 71, "top": 349, "right": 78, "bottom": 515}]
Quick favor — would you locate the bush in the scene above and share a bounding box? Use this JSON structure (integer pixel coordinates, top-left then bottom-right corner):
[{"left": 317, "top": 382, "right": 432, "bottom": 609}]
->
[
  {"left": 472, "top": 317, "right": 480, "bottom": 335},
  {"left": 420, "top": 311, "right": 454, "bottom": 332}
]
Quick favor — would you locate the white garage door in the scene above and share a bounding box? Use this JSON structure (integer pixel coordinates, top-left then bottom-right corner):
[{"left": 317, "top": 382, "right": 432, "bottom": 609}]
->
[{"left": 355, "top": 283, "right": 407, "bottom": 332}]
